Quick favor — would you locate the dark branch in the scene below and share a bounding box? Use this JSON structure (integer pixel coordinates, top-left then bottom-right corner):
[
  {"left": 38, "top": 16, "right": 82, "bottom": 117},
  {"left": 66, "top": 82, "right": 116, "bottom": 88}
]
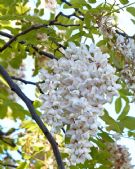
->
[
  {"left": 0, "top": 65, "right": 65, "bottom": 169},
  {"left": 11, "top": 76, "right": 44, "bottom": 94},
  {"left": 55, "top": 11, "right": 84, "bottom": 21},
  {"left": 115, "top": 30, "right": 135, "bottom": 39},
  {"left": 61, "top": 0, "right": 72, "bottom": 6},
  {"left": 31, "top": 45, "right": 58, "bottom": 60},
  {"left": 0, "top": 31, "right": 13, "bottom": 38},
  {"left": 61, "top": 0, "right": 84, "bottom": 16},
  {"left": 0, "top": 162, "right": 17, "bottom": 168},
  {"left": 50, "top": 22, "right": 80, "bottom": 27},
  {"left": 0, "top": 24, "right": 48, "bottom": 52},
  {"left": 0, "top": 137, "right": 16, "bottom": 147},
  {"left": 11, "top": 76, "right": 37, "bottom": 85},
  {"left": 0, "top": 30, "right": 58, "bottom": 60},
  {"left": 49, "top": 38, "right": 66, "bottom": 50}
]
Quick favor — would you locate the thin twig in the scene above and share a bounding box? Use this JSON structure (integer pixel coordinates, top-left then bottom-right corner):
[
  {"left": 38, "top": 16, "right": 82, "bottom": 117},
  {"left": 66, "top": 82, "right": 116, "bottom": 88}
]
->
[
  {"left": 11, "top": 76, "right": 37, "bottom": 85},
  {"left": 0, "top": 24, "right": 48, "bottom": 52},
  {"left": 0, "top": 65, "right": 65, "bottom": 169},
  {"left": 0, "top": 22, "right": 79, "bottom": 53},
  {"left": 106, "top": 2, "right": 135, "bottom": 16},
  {"left": 31, "top": 45, "right": 58, "bottom": 60},
  {"left": 115, "top": 30, "right": 135, "bottom": 39},
  {"left": 61, "top": 0, "right": 84, "bottom": 16},
  {"left": 0, "top": 162, "right": 17, "bottom": 168},
  {"left": 0, "top": 31, "right": 13, "bottom": 38},
  {"left": 11, "top": 76, "right": 44, "bottom": 94},
  {"left": 50, "top": 22, "right": 80, "bottom": 27},
  {"left": 1, "top": 138, "right": 16, "bottom": 147},
  {"left": 55, "top": 11, "right": 84, "bottom": 21},
  {"left": 61, "top": 0, "right": 72, "bottom": 6},
  {"left": 0, "top": 31, "right": 58, "bottom": 59}
]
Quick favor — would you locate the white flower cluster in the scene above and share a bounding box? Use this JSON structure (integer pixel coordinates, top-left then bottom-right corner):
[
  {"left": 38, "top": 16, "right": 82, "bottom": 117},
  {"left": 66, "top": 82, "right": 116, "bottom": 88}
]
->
[
  {"left": 45, "top": 0, "right": 57, "bottom": 10},
  {"left": 98, "top": 16, "right": 115, "bottom": 38},
  {"left": 116, "top": 36, "right": 135, "bottom": 96},
  {"left": 116, "top": 35, "right": 135, "bottom": 60},
  {"left": 107, "top": 142, "right": 133, "bottom": 169},
  {"left": 121, "top": 64, "right": 135, "bottom": 94},
  {"left": 99, "top": 16, "right": 135, "bottom": 95},
  {"left": 99, "top": 16, "right": 135, "bottom": 61},
  {"left": 39, "top": 43, "right": 120, "bottom": 166}
]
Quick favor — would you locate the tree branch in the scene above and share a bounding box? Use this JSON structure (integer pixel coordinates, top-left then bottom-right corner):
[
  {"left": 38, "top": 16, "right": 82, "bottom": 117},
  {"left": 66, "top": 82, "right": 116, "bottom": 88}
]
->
[
  {"left": 0, "top": 162, "right": 17, "bottom": 168},
  {"left": 0, "top": 65, "right": 65, "bottom": 169},
  {"left": 31, "top": 45, "right": 58, "bottom": 60},
  {"left": 11, "top": 76, "right": 38, "bottom": 85},
  {"left": 0, "top": 24, "right": 48, "bottom": 52},
  {"left": 0, "top": 31, "right": 13, "bottom": 38},
  {"left": 0, "top": 30, "right": 58, "bottom": 60},
  {"left": 50, "top": 22, "right": 80, "bottom": 27},
  {"left": 106, "top": 2, "right": 135, "bottom": 16},
  {"left": 55, "top": 11, "right": 84, "bottom": 21},
  {"left": 0, "top": 137, "right": 16, "bottom": 147},
  {"left": 61, "top": 0, "right": 72, "bottom": 6},
  {"left": 11, "top": 76, "right": 44, "bottom": 94},
  {"left": 61, "top": 0, "right": 84, "bottom": 16},
  {"left": 115, "top": 30, "right": 135, "bottom": 39},
  {"left": 0, "top": 30, "right": 66, "bottom": 50}
]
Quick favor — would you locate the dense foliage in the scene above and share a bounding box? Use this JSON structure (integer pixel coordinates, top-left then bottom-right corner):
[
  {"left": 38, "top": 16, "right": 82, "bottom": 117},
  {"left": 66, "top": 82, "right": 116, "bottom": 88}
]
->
[{"left": 0, "top": 0, "right": 135, "bottom": 168}]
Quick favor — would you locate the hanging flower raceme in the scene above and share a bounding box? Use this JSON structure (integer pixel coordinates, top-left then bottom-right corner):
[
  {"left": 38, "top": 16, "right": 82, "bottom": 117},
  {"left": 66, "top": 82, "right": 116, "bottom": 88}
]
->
[
  {"left": 99, "top": 15, "right": 135, "bottom": 97},
  {"left": 98, "top": 16, "right": 135, "bottom": 61},
  {"left": 121, "top": 64, "right": 135, "bottom": 97},
  {"left": 116, "top": 35, "right": 135, "bottom": 61},
  {"left": 106, "top": 142, "right": 133, "bottom": 169},
  {"left": 39, "top": 43, "right": 120, "bottom": 166}
]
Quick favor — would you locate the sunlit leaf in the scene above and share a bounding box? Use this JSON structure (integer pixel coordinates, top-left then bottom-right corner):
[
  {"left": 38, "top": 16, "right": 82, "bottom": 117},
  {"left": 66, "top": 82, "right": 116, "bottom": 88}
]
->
[
  {"left": 120, "top": 0, "right": 129, "bottom": 4},
  {"left": 115, "top": 97, "right": 122, "bottom": 113},
  {"left": 119, "top": 116, "right": 135, "bottom": 130},
  {"left": 127, "top": 7, "right": 135, "bottom": 17}
]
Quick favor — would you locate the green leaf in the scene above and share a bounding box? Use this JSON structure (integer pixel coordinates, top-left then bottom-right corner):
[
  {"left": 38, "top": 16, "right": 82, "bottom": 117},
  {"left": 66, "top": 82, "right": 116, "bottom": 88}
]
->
[
  {"left": 118, "top": 103, "right": 130, "bottom": 120},
  {"left": 39, "top": 8, "right": 44, "bottom": 16},
  {"left": 115, "top": 97, "right": 122, "bottom": 113},
  {"left": 119, "top": 0, "right": 129, "bottom": 4},
  {"left": 33, "top": 100, "right": 42, "bottom": 108},
  {"left": 131, "top": 19, "right": 135, "bottom": 24},
  {"left": 84, "top": 12, "right": 91, "bottom": 27},
  {"left": 70, "top": 0, "right": 86, "bottom": 7},
  {"left": 98, "top": 166, "right": 109, "bottom": 169},
  {"left": 21, "top": 120, "right": 37, "bottom": 131},
  {"left": 101, "top": 110, "right": 121, "bottom": 132},
  {"left": 69, "top": 31, "right": 85, "bottom": 41},
  {"left": 120, "top": 116, "right": 135, "bottom": 130},
  {"left": 127, "top": 7, "right": 135, "bottom": 17},
  {"left": 17, "top": 162, "right": 29, "bottom": 169},
  {"left": 88, "top": 0, "right": 96, "bottom": 3},
  {"left": 90, "top": 137, "right": 106, "bottom": 149},
  {"left": 7, "top": 101, "right": 29, "bottom": 119},
  {"left": 128, "top": 131, "right": 135, "bottom": 137},
  {"left": 98, "top": 132, "right": 114, "bottom": 142},
  {"left": 0, "top": 15, "right": 46, "bottom": 24},
  {"left": 97, "top": 39, "right": 107, "bottom": 47}
]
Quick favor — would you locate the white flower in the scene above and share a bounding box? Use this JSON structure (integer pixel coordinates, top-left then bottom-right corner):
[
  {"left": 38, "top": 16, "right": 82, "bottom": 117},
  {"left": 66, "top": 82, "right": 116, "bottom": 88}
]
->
[
  {"left": 39, "top": 43, "right": 120, "bottom": 166},
  {"left": 106, "top": 142, "right": 133, "bottom": 169},
  {"left": 116, "top": 35, "right": 135, "bottom": 60},
  {"left": 45, "top": 0, "right": 57, "bottom": 10}
]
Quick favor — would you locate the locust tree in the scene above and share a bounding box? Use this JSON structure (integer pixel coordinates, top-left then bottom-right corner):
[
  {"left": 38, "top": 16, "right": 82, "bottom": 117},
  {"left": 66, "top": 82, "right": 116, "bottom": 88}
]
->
[{"left": 0, "top": 0, "right": 135, "bottom": 168}]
